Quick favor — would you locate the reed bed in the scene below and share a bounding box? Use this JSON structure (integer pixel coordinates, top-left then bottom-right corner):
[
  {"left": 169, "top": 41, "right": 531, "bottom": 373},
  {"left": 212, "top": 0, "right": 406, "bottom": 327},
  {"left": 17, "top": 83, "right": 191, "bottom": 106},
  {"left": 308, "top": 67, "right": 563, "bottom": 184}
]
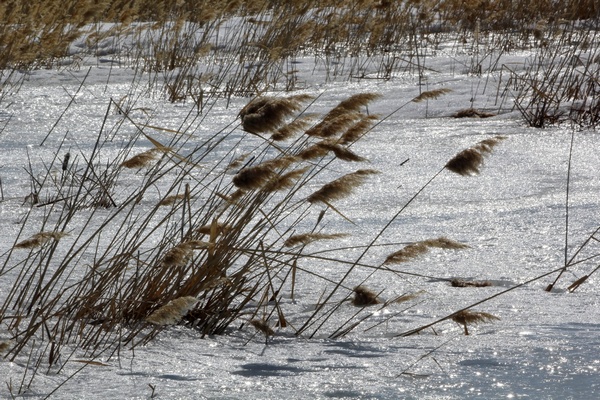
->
[{"left": 0, "top": 0, "right": 599, "bottom": 395}]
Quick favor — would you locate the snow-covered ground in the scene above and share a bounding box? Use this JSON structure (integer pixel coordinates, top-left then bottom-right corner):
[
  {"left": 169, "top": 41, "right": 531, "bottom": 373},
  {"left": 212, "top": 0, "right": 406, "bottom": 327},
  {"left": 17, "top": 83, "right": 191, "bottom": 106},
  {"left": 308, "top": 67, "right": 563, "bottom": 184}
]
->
[{"left": 1, "top": 25, "right": 599, "bottom": 399}]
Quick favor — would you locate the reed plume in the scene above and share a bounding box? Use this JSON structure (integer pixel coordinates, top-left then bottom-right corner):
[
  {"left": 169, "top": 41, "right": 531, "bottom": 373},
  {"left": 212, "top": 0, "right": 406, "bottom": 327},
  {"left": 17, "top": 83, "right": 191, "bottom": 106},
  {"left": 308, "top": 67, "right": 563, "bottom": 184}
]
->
[
  {"left": 121, "top": 148, "right": 161, "bottom": 169},
  {"left": 158, "top": 193, "right": 186, "bottom": 206},
  {"left": 304, "top": 112, "right": 363, "bottom": 138},
  {"left": 384, "top": 237, "right": 468, "bottom": 264},
  {"left": 394, "top": 290, "right": 424, "bottom": 304},
  {"left": 450, "top": 279, "right": 492, "bottom": 288},
  {"left": 14, "top": 232, "right": 68, "bottom": 249},
  {"left": 445, "top": 136, "right": 506, "bottom": 176},
  {"left": 271, "top": 115, "right": 314, "bottom": 141},
  {"left": 338, "top": 114, "right": 379, "bottom": 145},
  {"left": 250, "top": 319, "right": 275, "bottom": 336},
  {"left": 451, "top": 310, "right": 500, "bottom": 335},
  {"left": 307, "top": 169, "right": 379, "bottom": 204},
  {"left": 145, "top": 296, "right": 198, "bottom": 325},
  {"left": 239, "top": 94, "right": 313, "bottom": 134},
  {"left": 232, "top": 163, "right": 277, "bottom": 190},
  {"left": 284, "top": 232, "right": 348, "bottom": 247},
  {"left": 160, "top": 240, "right": 210, "bottom": 267},
  {"left": 264, "top": 167, "right": 309, "bottom": 192},
  {"left": 412, "top": 88, "right": 452, "bottom": 103},
  {"left": 325, "top": 93, "right": 382, "bottom": 120},
  {"left": 0, "top": 340, "right": 11, "bottom": 354},
  {"left": 352, "top": 286, "right": 381, "bottom": 306}
]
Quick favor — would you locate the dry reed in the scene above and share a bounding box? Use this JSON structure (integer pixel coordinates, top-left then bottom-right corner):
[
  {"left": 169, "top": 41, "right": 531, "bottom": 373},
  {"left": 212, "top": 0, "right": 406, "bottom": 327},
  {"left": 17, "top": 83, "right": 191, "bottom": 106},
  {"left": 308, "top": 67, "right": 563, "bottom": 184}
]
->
[
  {"left": 384, "top": 237, "right": 468, "bottom": 264},
  {"left": 145, "top": 296, "right": 199, "bottom": 325},
  {"left": 121, "top": 148, "right": 161, "bottom": 169},
  {"left": 239, "top": 95, "right": 313, "bottom": 134},
  {"left": 307, "top": 169, "right": 379, "bottom": 204},
  {"left": 352, "top": 286, "right": 381, "bottom": 307},
  {"left": 14, "top": 232, "right": 68, "bottom": 249},
  {"left": 160, "top": 240, "right": 211, "bottom": 267},
  {"left": 450, "top": 279, "right": 492, "bottom": 288},
  {"left": 445, "top": 136, "right": 506, "bottom": 176},
  {"left": 451, "top": 310, "right": 500, "bottom": 335},
  {"left": 250, "top": 319, "right": 275, "bottom": 336},
  {"left": 284, "top": 232, "right": 348, "bottom": 247},
  {"left": 158, "top": 194, "right": 186, "bottom": 206}
]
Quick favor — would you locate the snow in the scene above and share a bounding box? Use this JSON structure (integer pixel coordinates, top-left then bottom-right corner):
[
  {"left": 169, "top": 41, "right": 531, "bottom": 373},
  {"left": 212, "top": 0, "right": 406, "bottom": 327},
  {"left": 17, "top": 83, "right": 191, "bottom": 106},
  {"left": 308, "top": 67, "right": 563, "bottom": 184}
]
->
[{"left": 1, "top": 24, "right": 600, "bottom": 400}]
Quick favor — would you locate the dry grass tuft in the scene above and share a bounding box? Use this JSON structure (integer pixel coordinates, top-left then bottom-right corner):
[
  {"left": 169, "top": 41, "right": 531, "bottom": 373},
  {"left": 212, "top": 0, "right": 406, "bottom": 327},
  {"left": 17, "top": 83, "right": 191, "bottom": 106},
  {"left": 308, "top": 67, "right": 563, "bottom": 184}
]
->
[
  {"left": 284, "top": 232, "right": 348, "bottom": 247},
  {"left": 451, "top": 310, "right": 500, "bottom": 335},
  {"left": 250, "top": 319, "right": 275, "bottom": 336},
  {"left": 239, "top": 94, "right": 313, "bottom": 134},
  {"left": 384, "top": 237, "right": 468, "bottom": 264},
  {"left": 145, "top": 296, "right": 198, "bottom": 325},
  {"left": 445, "top": 136, "right": 506, "bottom": 176},
  {"left": 121, "top": 148, "right": 162, "bottom": 169},
  {"left": 352, "top": 286, "right": 381, "bottom": 307},
  {"left": 450, "top": 279, "right": 493, "bottom": 288},
  {"left": 14, "top": 232, "right": 68, "bottom": 249},
  {"left": 307, "top": 169, "right": 379, "bottom": 204},
  {"left": 412, "top": 88, "right": 452, "bottom": 103}
]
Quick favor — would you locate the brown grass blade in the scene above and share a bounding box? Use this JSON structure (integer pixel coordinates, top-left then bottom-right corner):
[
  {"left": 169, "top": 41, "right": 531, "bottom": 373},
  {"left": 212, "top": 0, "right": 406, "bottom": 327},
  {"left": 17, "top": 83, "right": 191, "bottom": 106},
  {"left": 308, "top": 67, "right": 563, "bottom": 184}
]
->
[{"left": 338, "top": 114, "right": 380, "bottom": 145}]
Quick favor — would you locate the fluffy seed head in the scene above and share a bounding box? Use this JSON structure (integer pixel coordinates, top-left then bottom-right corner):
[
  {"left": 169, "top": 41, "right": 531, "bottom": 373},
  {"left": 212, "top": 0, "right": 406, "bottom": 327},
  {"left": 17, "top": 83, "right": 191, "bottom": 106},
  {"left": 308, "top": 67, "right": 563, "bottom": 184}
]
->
[
  {"left": 352, "top": 286, "right": 381, "bottom": 307},
  {"left": 145, "top": 296, "right": 198, "bottom": 325},
  {"left": 307, "top": 169, "right": 379, "bottom": 204}
]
